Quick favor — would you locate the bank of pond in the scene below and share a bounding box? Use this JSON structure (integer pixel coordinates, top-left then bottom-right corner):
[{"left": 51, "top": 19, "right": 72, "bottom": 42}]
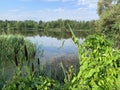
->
[{"left": 0, "top": 34, "right": 120, "bottom": 90}]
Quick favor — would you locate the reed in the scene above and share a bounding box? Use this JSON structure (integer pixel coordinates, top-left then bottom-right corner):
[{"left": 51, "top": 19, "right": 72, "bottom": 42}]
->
[
  {"left": 38, "top": 58, "right": 40, "bottom": 65},
  {"left": 32, "top": 51, "right": 36, "bottom": 58},
  {"left": 0, "top": 35, "right": 36, "bottom": 89},
  {"left": 0, "top": 35, "right": 36, "bottom": 63},
  {"left": 24, "top": 44, "right": 28, "bottom": 61},
  {"left": 14, "top": 53, "right": 18, "bottom": 66},
  {"left": 32, "top": 63, "right": 34, "bottom": 72}
]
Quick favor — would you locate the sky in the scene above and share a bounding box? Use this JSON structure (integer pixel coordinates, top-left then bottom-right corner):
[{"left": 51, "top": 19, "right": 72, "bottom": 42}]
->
[{"left": 0, "top": 0, "right": 99, "bottom": 21}]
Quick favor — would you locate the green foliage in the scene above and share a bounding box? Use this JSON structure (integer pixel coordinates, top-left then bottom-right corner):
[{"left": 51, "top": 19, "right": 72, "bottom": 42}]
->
[
  {"left": 0, "top": 19, "right": 96, "bottom": 35},
  {"left": 96, "top": 0, "right": 120, "bottom": 39},
  {"left": 0, "top": 35, "right": 60, "bottom": 90},
  {"left": 0, "top": 35, "right": 36, "bottom": 89},
  {"left": 2, "top": 67, "right": 60, "bottom": 90},
  {"left": 0, "top": 35, "right": 36, "bottom": 63},
  {"left": 97, "top": 0, "right": 120, "bottom": 16},
  {"left": 68, "top": 34, "right": 120, "bottom": 90},
  {"left": 60, "top": 62, "right": 75, "bottom": 83},
  {"left": 96, "top": 4, "right": 120, "bottom": 39},
  {"left": 1, "top": 26, "right": 120, "bottom": 90},
  {"left": 97, "top": 0, "right": 113, "bottom": 16},
  {"left": 1, "top": 33, "right": 120, "bottom": 90}
]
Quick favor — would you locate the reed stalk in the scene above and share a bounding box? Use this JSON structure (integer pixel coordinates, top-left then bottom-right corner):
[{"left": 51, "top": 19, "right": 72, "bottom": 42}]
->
[{"left": 24, "top": 44, "right": 28, "bottom": 61}]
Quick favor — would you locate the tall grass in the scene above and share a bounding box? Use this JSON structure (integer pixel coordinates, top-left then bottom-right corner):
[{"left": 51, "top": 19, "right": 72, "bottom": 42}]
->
[
  {"left": 1, "top": 28, "right": 120, "bottom": 90},
  {"left": 0, "top": 35, "right": 36, "bottom": 89},
  {"left": 64, "top": 33, "right": 120, "bottom": 89},
  {"left": 0, "top": 35, "right": 36, "bottom": 62}
]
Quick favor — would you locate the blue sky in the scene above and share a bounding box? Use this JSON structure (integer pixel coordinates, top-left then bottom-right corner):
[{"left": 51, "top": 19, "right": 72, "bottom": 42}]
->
[{"left": 0, "top": 0, "right": 99, "bottom": 21}]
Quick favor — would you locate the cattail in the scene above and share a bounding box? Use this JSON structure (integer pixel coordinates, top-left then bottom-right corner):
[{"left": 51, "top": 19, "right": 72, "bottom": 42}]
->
[
  {"left": 69, "top": 66, "right": 73, "bottom": 81},
  {"left": 32, "top": 51, "right": 36, "bottom": 58},
  {"left": 69, "top": 70, "right": 73, "bottom": 81},
  {"left": 32, "top": 63, "right": 34, "bottom": 72},
  {"left": 24, "top": 44, "right": 28, "bottom": 61},
  {"left": 68, "top": 32, "right": 72, "bottom": 38},
  {"left": 38, "top": 58, "right": 40, "bottom": 65},
  {"left": 14, "top": 53, "right": 18, "bottom": 66},
  {"left": 116, "top": 40, "right": 120, "bottom": 49}
]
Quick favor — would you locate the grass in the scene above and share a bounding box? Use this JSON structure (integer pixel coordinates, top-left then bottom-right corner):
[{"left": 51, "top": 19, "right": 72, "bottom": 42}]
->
[
  {"left": 1, "top": 29, "right": 120, "bottom": 89},
  {"left": 0, "top": 34, "right": 36, "bottom": 89}
]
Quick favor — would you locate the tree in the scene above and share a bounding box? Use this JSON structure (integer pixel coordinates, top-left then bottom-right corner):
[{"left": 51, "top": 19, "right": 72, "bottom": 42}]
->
[
  {"left": 97, "top": 0, "right": 120, "bottom": 16},
  {"left": 96, "top": 4, "right": 120, "bottom": 39},
  {"left": 38, "top": 20, "right": 44, "bottom": 29}
]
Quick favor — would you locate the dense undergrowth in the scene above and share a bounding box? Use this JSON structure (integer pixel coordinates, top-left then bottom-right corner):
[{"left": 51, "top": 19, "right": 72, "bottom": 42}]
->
[
  {"left": 0, "top": 31, "right": 120, "bottom": 90},
  {"left": 1, "top": 0, "right": 120, "bottom": 89},
  {"left": 67, "top": 34, "right": 120, "bottom": 90},
  {"left": 0, "top": 35, "right": 36, "bottom": 62},
  {"left": 0, "top": 35, "right": 36, "bottom": 89}
]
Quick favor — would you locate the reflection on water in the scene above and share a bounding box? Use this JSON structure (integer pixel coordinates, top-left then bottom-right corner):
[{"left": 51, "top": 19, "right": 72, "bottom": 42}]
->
[
  {"left": 26, "top": 35, "right": 84, "bottom": 61},
  {"left": 23, "top": 30, "right": 91, "bottom": 39},
  {"left": 0, "top": 31, "right": 88, "bottom": 88},
  {"left": 26, "top": 35, "right": 85, "bottom": 81}
]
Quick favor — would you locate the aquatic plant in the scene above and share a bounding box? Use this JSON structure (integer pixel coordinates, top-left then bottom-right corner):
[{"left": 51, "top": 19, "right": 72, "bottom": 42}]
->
[
  {"left": 65, "top": 33, "right": 120, "bottom": 90},
  {"left": 2, "top": 28, "right": 120, "bottom": 90},
  {"left": 2, "top": 67, "right": 60, "bottom": 90},
  {"left": 0, "top": 35, "right": 36, "bottom": 89}
]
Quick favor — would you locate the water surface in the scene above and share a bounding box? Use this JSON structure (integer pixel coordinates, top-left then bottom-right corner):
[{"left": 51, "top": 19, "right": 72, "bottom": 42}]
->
[{"left": 26, "top": 35, "right": 84, "bottom": 61}]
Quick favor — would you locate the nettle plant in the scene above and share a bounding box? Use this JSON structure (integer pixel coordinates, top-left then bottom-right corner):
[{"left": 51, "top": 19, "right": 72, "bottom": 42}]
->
[
  {"left": 1, "top": 30, "right": 120, "bottom": 90},
  {"left": 66, "top": 33, "right": 120, "bottom": 90},
  {"left": 2, "top": 67, "right": 60, "bottom": 90}
]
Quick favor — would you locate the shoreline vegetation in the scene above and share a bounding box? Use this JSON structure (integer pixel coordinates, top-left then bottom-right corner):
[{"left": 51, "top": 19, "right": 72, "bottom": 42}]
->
[
  {"left": 0, "top": 35, "right": 36, "bottom": 89},
  {"left": 0, "top": 19, "right": 95, "bottom": 36},
  {"left": 0, "top": 0, "right": 120, "bottom": 89},
  {"left": 1, "top": 33, "right": 120, "bottom": 90},
  {"left": 0, "top": 19, "right": 96, "bottom": 40}
]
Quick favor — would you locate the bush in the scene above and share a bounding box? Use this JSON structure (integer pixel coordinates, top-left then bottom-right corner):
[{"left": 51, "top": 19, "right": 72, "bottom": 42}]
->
[
  {"left": 2, "top": 67, "right": 60, "bottom": 90},
  {"left": 68, "top": 34, "right": 120, "bottom": 90},
  {"left": 0, "top": 35, "right": 36, "bottom": 89},
  {"left": 2, "top": 34, "right": 120, "bottom": 90},
  {"left": 96, "top": 4, "right": 120, "bottom": 39},
  {"left": 0, "top": 35, "right": 36, "bottom": 65}
]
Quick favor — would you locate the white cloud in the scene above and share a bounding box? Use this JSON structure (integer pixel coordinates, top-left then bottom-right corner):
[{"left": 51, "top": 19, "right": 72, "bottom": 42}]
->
[
  {"left": 0, "top": 8, "right": 98, "bottom": 21},
  {"left": 77, "top": 0, "right": 98, "bottom": 8},
  {"left": 0, "top": 0, "right": 99, "bottom": 21},
  {"left": 89, "top": 3, "right": 97, "bottom": 8},
  {"left": 44, "top": 0, "right": 98, "bottom": 9},
  {"left": 8, "top": 9, "right": 20, "bottom": 12}
]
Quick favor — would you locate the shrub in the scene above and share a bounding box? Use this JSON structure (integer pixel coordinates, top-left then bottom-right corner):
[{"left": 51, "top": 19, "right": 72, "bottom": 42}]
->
[
  {"left": 0, "top": 35, "right": 36, "bottom": 89},
  {"left": 0, "top": 35, "right": 36, "bottom": 64},
  {"left": 96, "top": 4, "right": 120, "bottom": 39},
  {"left": 2, "top": 33, "right": 120, "bottom": 90},
  {"left": 67, "top": 34, "right": 120, "bottom": 90},
  {"left": 2, "top": 67, "right": 60, "bottom": 90}
]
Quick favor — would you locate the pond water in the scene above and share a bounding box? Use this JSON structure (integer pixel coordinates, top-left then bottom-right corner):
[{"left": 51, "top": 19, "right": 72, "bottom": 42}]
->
[
  {"left": 25, "top": 35, "right": 85, "bottom": 81},
  {"left": 0, "top": 31, "right": 90, "bottom": 88},
  {"left": 26, "top": 35, "right": 85, "bottom": 62}
]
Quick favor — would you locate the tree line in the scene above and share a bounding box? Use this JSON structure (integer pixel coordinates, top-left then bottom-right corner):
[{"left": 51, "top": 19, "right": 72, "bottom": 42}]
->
[
  {"left": 96, "top": 0, "right": 120, "bottom": 39},
  {"left": 0, "top": 19, "right": 96, "bottom": 34}
]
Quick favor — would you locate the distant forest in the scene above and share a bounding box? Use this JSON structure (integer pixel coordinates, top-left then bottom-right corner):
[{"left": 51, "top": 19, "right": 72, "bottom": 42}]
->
[{"left": 0, "top": 19, "right": 96, "bottom": 34}]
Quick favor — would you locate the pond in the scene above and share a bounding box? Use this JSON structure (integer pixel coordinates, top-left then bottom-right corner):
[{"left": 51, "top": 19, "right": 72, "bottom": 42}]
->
[
  {"left": 25, "top": 34, "right": 85, "bottom": 82},
  {"left": 26, "top": 35, "right": 85, "bottom": 62},
  {"left": 0, "top": 31, "right": 89, "bottom": 87}
]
